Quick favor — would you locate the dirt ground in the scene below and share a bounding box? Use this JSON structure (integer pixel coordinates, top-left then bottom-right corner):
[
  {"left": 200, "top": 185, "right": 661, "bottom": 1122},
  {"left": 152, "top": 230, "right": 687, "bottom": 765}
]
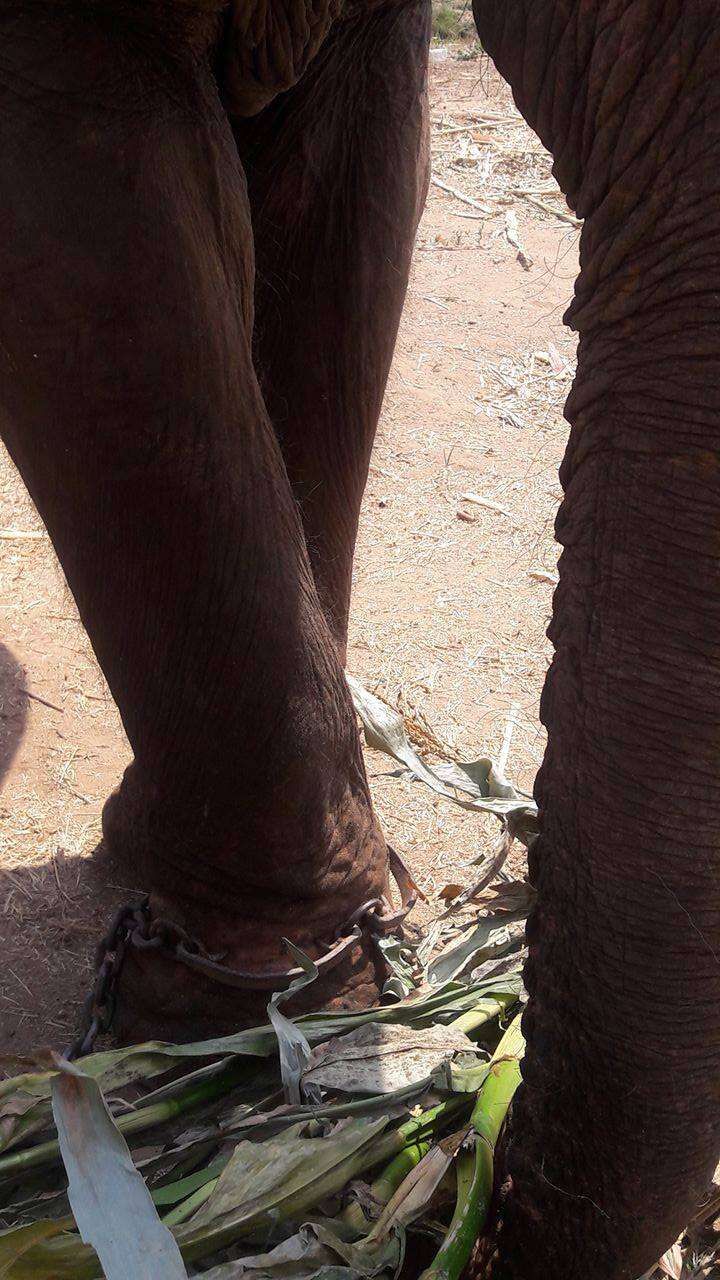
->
[{"left": 0, "top": 49, "right": 578, "bottom": 1054}]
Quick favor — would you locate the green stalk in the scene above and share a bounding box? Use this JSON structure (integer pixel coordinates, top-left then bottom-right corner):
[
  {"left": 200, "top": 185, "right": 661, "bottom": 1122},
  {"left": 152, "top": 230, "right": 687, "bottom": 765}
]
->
[
  {"left": 342, "top": 1096, "right": 471, "bottom": 1234},
  {"left": 449, "top": 992, "right": 519, "bottom": 1037},
  {"left": 418, "top": 1013, "right": 524, "bottom": 1280},
  {"left": 0, "top": 1105, "right": 465, "bottom": 1278},
  {"left": 0, "top": 1061, "right": 246, "bottom": 1180},
  {"left": 0, "top": 1069, "right": 437, "bottom": 1186},
  {"left": 396, "top": 1096, "right": 471, "bottom": 1146}
]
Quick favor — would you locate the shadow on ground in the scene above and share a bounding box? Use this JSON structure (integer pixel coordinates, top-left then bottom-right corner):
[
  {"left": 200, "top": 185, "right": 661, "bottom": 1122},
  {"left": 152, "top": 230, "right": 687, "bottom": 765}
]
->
[
  {"left": 0, "top": 643, "right": 135, "bottom": 1054},
  {"left": 0, "top": 844, "right": 133, "bottom": 1056}
]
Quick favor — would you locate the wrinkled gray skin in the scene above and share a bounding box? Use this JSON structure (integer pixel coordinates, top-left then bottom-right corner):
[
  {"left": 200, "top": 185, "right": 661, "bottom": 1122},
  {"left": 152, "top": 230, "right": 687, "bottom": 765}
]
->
[{"left": 0, "top": 3, "right": 719, "bottom": 1278}]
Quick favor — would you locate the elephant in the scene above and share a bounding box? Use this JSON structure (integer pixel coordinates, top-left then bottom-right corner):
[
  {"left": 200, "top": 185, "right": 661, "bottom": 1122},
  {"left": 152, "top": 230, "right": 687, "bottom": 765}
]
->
[{"left": 0, "top": 1, "right": 718, "bottom": 1277}]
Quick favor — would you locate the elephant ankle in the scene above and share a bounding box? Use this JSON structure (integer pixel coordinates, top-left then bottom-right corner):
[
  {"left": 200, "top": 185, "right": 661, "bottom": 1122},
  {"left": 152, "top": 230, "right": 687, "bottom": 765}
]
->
[
  {"left": 100, "top": 761, "right": 394, "bottom": 1041},
  {"left": 111, "top": 923, "right": 385, "bottom": 1044}
]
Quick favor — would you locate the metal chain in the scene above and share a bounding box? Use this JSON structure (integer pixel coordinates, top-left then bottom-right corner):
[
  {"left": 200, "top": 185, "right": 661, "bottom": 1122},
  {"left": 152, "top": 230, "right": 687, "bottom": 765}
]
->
[
  {"left": 65, "top": 900, "right": 150, "bottom": 1060},
  {"left": 66, "top": 847, "right": 419, "bottom": 1059}
]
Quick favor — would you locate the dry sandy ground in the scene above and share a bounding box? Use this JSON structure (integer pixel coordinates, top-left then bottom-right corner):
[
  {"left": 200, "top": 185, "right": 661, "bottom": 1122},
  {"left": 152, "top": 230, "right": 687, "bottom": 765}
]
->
[{"left": 0, "top": 49, "right": 578, "bottom": 1053}]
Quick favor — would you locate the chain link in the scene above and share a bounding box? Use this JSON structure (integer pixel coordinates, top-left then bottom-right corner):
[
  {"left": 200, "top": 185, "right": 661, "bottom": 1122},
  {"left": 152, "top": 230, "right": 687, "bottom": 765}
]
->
[
  {"left": 66, "top": 847, "right": 419, "bottom": 1059},
  {"left": 64, "top": 900, "right": 149, "bottom": 1060}
]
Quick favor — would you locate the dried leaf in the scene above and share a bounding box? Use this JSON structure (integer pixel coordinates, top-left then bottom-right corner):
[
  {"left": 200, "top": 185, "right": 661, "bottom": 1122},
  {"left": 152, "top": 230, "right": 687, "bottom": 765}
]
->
[
  {"left": 267, "top": 942, "right": 317, "bottom": 1104},
  {"left": 438, "top": 884, "right": 464, "bottom": 903},
  {"left": 503, "top": 210, "right": 520, "bottom": 249},
  {"left": 431, "top": 758, "right": 521, "bottom": 803},
  {"left": 0, "top": 1093, "right": 52, "bottom": 1157},
  {"left": 51, "top": 1056, "right": 188, "bottom": 1280},
  {"left": 658, "top": 1241, "right": 684, "bottom": 1280},
  {"left": 503, "top": 211, "right": 533, "bottom": 269},
  {"left": 303, "top": 1025, "right": 476, "bottom": 1096},
  {"left": 427, "top": 916, "right": 527, "bottom": 986},
  {"left": 347, "top": 677, "right": 537, "bottom": 848},
  {"left": 200, "top": 1220, "right": 400, "bottom": 1279},
  {"left": 528, "top": 569, "right": 558, "bottom": 585},
  {"left": 477, "top": 880, "right": 536, "bottom": 916},
  {"left": 370, "top": 1129, "right": 468, "bottom": 1242}
]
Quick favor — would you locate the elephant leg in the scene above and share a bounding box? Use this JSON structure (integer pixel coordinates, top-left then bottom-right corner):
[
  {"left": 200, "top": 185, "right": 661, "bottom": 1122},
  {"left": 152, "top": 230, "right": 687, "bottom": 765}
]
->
[
  {"left": 0, "top": 8, "right": 388, "bottom": 1041},
  {"left": 469, "top": 2, "right": 720, "bottom": 1277},
  {"left": 230, "top": 0, "right": 431, "bottom": 657}
]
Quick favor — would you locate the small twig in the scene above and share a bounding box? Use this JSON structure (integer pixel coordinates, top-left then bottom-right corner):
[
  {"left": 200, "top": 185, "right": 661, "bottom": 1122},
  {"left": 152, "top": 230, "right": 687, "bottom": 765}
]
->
[
  {"left": 0, "top": 529, "right": 44, "bottom": 540},
  {"left": 1, "top": 868, "right": 33, "bottom": 899},
  {"left": 20, "top": 688, "right": 63, "bottom": 714},
  {"left": 510, "top": 188, "right": 582, "bottom": 228},
  {"left": 498, "top": 702, "right": 520, "bottom": 778},
  {"left": 435, "top": 122, "right": 500, "bottom": 136},
  {"left": 52, "top": 851, "right": 73, "bottom": 904},
  {"left": 430, "top": 176, "right": 491, "bottom": 214},
  {"left": 438, "top": 839, "right": 511, "bottom": 920},
  {"left": 64, "top": 787, "right": 92, "bottom": 805},
  {"left": 459, "top": 492, "right": 511, "bottom": 518},
  {"left": 7, "top": 967, "right": 33, "bottom": 999}
]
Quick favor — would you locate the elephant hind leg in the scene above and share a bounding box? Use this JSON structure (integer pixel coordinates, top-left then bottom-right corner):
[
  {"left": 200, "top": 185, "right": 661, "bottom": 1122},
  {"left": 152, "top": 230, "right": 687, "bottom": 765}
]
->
[{"left": 0, "top": 11, "right": 387, "bottom": 1040}]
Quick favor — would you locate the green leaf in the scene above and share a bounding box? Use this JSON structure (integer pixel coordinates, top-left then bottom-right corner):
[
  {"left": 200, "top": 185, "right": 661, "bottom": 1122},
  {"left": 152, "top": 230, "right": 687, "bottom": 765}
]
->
[
  {"left": 0, "top": 976, "right": 524, "bottom": 1189},
  {"left": 0, "top": 1219, "right": 69, "bottom": 1277},
  {"left": 374, "top": 938, "right": 417, "bottom": 1000},
  {"left": 151, "top": 1156, "right": 230, "bottom": 1208},
  {"left": 433, "top": 1054, "right": 491, "bottom": 1095}
]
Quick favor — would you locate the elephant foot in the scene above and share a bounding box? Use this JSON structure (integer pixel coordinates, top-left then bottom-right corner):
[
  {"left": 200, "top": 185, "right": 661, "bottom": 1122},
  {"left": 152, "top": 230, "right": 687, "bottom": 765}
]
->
[
  {"left": 109, "top": 917, "right": 385, "bottom": 1044},
  {"left": 99, "top": 766, "right": 398, "bottom": 1044}
]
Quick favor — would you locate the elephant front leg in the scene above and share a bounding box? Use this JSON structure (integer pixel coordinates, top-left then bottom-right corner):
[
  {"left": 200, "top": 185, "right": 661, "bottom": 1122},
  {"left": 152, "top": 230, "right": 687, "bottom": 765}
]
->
[
  {"left": 232, "top": 0, "right": 431, "bottom": 658},
  {"left": 470, "top": 2, "right": 720, "bottom": 1277},
  {"left": 0, "top": 13, "right": 388, "bottom": 1040}
]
